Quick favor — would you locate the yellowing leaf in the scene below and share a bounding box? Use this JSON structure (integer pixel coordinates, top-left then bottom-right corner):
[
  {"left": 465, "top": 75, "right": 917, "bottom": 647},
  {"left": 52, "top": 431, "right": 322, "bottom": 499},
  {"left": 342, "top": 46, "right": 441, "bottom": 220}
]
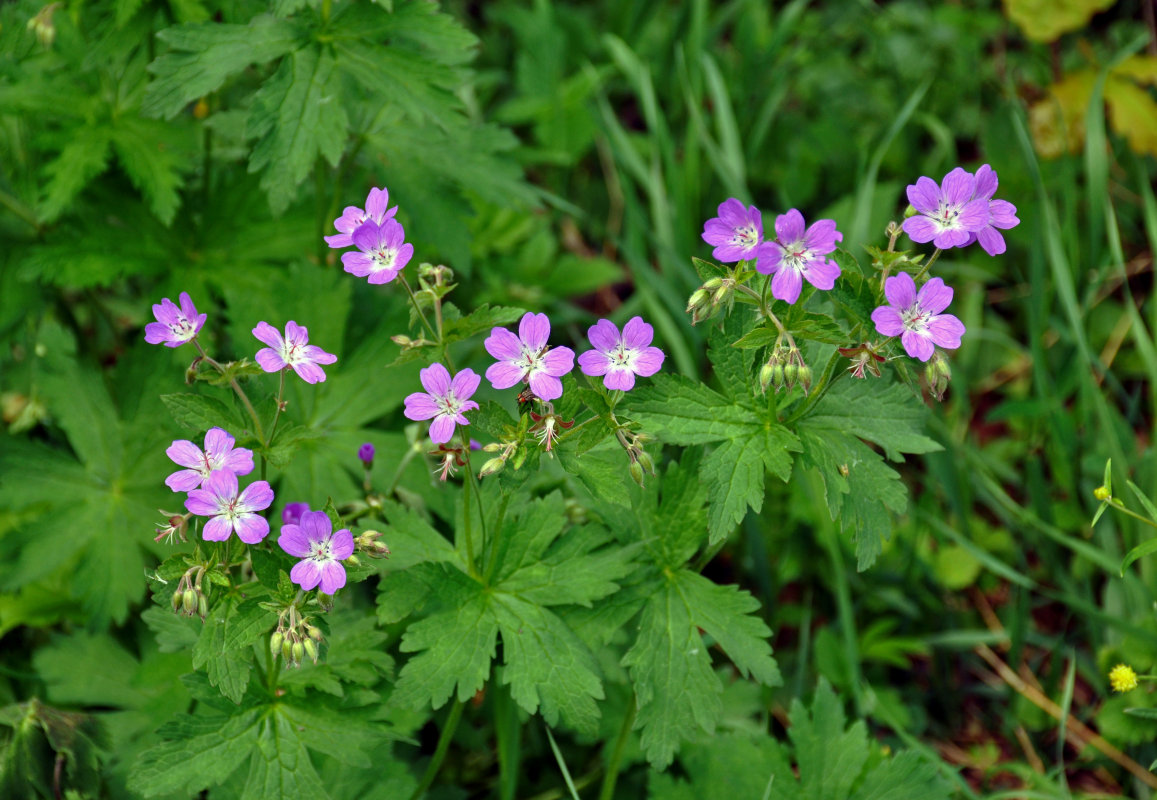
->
[
  {"left": 1029, "top": 69, "right": 1095, "bottom": 159},
  {"left": 1003, "top": 0, "right": 1117, "bottom": 43},
  {"left": 1113, "top": 55, "right": 1157, "bottom": 86},
  {"left": 1105, "top": 77, "right": 1157, "bottom": 156}
]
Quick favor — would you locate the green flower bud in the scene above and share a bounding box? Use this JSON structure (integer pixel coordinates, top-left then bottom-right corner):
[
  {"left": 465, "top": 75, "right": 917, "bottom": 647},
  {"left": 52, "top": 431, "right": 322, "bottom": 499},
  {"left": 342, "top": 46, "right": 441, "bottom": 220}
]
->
[
  {"left": 783, "top": 363, "right": 799, "bottom": 386},
  {"left": 281, "top": 638, "right": 292, "bottom": 661},
  {"left": 181, "top": 590, "right": 197, "bottom": 615},
  {"left": 772, "top": 364, "right": 785, "bottom": 389},
  {"left": 307, "top": 626, "right": 323, "bottom": 642},
  {"left": 270, "top": 632, "right": 284, "bottom": 655},
  {"left": 798, "top": 365, "right": 813, "bottom": 391},
  {"left": 197, "top": 595, "right": 208, "bottom": 620},
  {"left": 759, "top": 363, "right": 776, "bottom": 394},
  {"left": 479, "top": 457, "right": 506, "bottom": 478},
  {"left": 711, "top": 284, "right": 730, "bottom": 305},
  {"left": 291, "top": 641, "right": 305, "bottom": 665},
  {"left": 171, "top": 591, "right": 182, "bottom": 613},
  {"left": 637, "top": 451, "right": 655, "bottom": 475},
  {"left": 629, "top": 460, "right": 645, "bottom": 487},
  {"left": 303, "top": 639, "right": 318, "bottom": 663},
  {"left": 685, "top": 289, "right": 709, "bottom": 313}
]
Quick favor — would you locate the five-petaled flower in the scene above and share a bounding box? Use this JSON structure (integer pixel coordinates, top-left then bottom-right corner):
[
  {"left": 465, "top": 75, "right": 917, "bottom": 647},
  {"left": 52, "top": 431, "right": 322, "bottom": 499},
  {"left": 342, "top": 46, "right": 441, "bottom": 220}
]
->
[
  {"left": 403, "top": 363, "right": 480, "bottom": 444},
  {"left": 484, "top": 312, "right": 575, "bottom": 401},
  {"left": 902, "top": 167, "right": 990, "bottom": 249},
  {"left": 278, "top": 510, "right": 355, "bottom": 595},
  {"left": 701, "top": 198, "right": 772, "bottom": 264},
  {"left": 164, "top": 427, "right": 254, "bottom": 492},
  {"left": 184, "top": 469, "right": 274, "bottom": 544},
  {"left": 871, "top": 273, "right": 965, "bottom": 362},
  {"left": 577, "top": 317, "right": 665, "bottom": 391},
  {"left": 144, "top": 292, "right": 206, "bottom": 348},
  {"left": 760, "top": 209, "right": 842, "bottom": 304},
  {"left": 324, "top": 186, "right": 397, "bottom": 249},
  {"left": 964, "top": 164, "right": 1020, "bottom": 256},
  {"left": 253, "top": 321, "right": 338, "bottom": 384},
  {"left": 340, "top": 219, "right": 414, "bottom": 285}
]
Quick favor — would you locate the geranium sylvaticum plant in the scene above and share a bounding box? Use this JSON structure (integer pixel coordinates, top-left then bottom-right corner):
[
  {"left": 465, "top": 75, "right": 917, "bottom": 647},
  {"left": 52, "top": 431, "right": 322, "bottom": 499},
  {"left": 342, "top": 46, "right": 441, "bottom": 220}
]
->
[{"left": 130, "top": 164, "right": 1015, "bottom": 798}]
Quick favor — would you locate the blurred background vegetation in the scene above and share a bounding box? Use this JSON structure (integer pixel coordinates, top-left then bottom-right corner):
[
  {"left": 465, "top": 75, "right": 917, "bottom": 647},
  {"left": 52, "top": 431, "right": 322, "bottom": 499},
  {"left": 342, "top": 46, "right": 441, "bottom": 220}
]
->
[{"left": 3, "top": 0, "right": 1157, "bottom": 796}]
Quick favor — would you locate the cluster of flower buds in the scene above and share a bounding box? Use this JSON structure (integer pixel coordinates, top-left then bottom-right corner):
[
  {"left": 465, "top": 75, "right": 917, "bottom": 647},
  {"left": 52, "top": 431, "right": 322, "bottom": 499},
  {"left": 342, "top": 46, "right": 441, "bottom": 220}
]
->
[
  {"left": 615, "top": 429, "right": 654, "bottom": 487},
  {"left": 170, "top": 566, "right": 209, "bottom": 620},
  {"left": 759, "top": 344, "right": 812, "bottom": 394},
  {"left": 270, "top": 603, "right": 324, "bottom": 668},
  {"left": 685, "top": 276, "right": 735, "bottom": 325},
  {"left": 355, "top": 529, "right": 392, "bottom": 559},
  {"left": 924, "top": 351, "right": 952, "bottom": 402}
]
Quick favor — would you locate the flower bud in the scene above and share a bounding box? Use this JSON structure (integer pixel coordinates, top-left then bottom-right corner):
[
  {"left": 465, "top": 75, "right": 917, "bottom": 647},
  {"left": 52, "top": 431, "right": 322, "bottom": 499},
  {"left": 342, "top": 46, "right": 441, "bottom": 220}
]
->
[
  {"left": 1094, "top": 486, "right": 1111, "bottom": 501},
  {"left": 181, "top": 590, "right": 197, "bottom": 615},
  {"left": 711, "top": 284, "right": 730, "bottom": 305},
  {"left": 197, "top": 595, "right": 208, "bottom": 620},
  {"left": 270, "top": 631, "right": 284, "bottom": 655},
  {"left": 281, "top": 638, "right": 293, "bottom": 661},
  {"left": 358, "top": 443, "right": 375, "bottom": 469},
  {"left": 629, "top": 460, "right": 645, "bottom": 487},
  {"left": 171, "top": 591, "right": 182, "bottom": 613},
  {"left": 903, "top": 204, "right": 917, "bottom": 218},
  {"left": 303, "top": 639, "right": 318, "bottom": 663},
  {"left": 772, "top": 364, "right": 785, "bottom": 390},
  {"left": 783, "top": 363, "right": 798, "bottom": 387},
  {"left": 390, "top": 334, "right": 413, "bottom": 347},
  {"left": 318, "top": 593, "right": 334, "bottom": 612},
  {"left": 291, "top": 641, "right": 305, "bottom": 665},
  {"left": 637, "top": 450, "right": 655, "bottom": 475},
  {"left": 482, "top": 442, "right": 503, "bottom": 453},
  {"left": 479, "top": 457, "right": 506, "bottom": 478},
  {"left": 307, "top": 625, "right": 323, "bottom": 642},
  {"left": 759, "top": 363, "right": 776, "bottom": 394},
  {"left": 797, "top": 366, "right": 813, "bottom": 391},
  {"left": 702, "top": 277, "right": 724, "bottom": 291},
  {"left": 685, "top": 289, "right": 709, "bottom": 314}
]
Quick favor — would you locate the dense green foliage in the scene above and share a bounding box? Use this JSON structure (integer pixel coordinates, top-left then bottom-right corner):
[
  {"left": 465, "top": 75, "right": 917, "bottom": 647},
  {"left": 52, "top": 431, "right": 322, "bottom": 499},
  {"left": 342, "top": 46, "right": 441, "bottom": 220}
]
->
[{"left": 3, "top": 0, "right": 1157, "bottom": 798}]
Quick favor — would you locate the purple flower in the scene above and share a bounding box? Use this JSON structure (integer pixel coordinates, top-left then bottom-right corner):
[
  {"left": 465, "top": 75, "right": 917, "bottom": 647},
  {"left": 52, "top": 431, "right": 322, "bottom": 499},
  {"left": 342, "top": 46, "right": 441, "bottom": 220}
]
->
[
  {"left": 483, "top": 312, "right": 575, "bottom": 402},
  {"left": 144, "top": 292, "right": 206, "bottom": 348},
  {"left": 184, "top": 470, "right": 274, "bottom": 544},
  {"left": 871, "top": 273, "right": 965, "bottom": 362},
  {"left": 164, "top": 427, "right": 254, "bottom": 492},
  {"left": 358, "top": 443, "right": 375, "bottom": 467},
  {"left": 760, "top": 209, "right": 842, "bottom": 304},
  {"left": 964, "top": 164, "right": 1020, "bottom": 256},
  {"left": 324, "top": 186, "right": 397, "bottom": 249},
  {"left": 701, "top": 198, "right": 773, "bottom": 263},
  {"left": 577, "top": 317, "right": 665, "bottom": 391},
  {"left": 278, "top": 510, "right": 355, "bottom": 594},
  {"left": 282, "top": 502, "right": 310, "bottom": 526},
  {"left": 403, "top": 363, "right": 480, "bottom": 444},
  {"left": 340, "top": 219, "right": 414, "bottom": 285},
  {"left": 902, "top": 167, "right": 990, "bottom": 250},
  {"left": 253, "top": 321, "right": 338, "bottom": 384}
]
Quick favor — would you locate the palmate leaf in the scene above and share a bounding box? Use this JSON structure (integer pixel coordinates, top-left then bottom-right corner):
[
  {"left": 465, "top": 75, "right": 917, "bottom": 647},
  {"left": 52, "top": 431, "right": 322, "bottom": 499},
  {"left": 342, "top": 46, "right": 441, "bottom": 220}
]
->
[
  {"left": 246, "top": 45, "right": 349, "bottom": 214},
  {"left": 110, "top": 116, "right": 189, "bottom": 225},
  {"left": 39, "top": 127, "right": 112, "bottom": 223},
  {"left": 142, "top": 15, "right": 303, "bottom": 119},
  {"left": 624, "top": 570, "right": 779, "bottom": 768},
  {"left": 629, "top": 373, "right": 800, "bottom": 542}
]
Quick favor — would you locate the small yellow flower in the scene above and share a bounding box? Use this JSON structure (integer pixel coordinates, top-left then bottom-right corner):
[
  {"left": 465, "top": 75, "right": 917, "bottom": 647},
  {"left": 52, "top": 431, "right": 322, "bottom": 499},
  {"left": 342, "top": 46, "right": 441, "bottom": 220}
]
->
[
  {"left": 1109, "top": 663, "right": 1139, "bottom": 693},
  {"left": 1094, "top": 486, "right": 1111, "bottom": 501}
]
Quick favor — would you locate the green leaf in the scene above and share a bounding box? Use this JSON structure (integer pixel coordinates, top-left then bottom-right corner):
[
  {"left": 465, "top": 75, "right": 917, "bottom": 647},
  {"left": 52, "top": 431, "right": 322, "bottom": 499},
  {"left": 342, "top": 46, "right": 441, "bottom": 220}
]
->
[
  {"left": 160, "top": 393, "right": 238, "bottom": 433},
  {"left": 40, "top": 129, "right": 112, "bottom": 223},
  {"left": 334, "top": 39, "right": 463, "bottom": 128},
  {"left": 247, "top": 46, "right": 349, "bottom": 214},
  {"left": 492, "top": 595, "right": 604, "bottom": 734},
  {"left": 110, "top": 116, "right": 187, "bottom": 224},
  {"left": 143, "top": 16, "right": 303, "bottom": 119},
  {"left": 191, "top": 596, "right": 253, "bottom": 704},
  {"left": 800, "top": 381, "right": 940, "bottom": 460},
  {"left": 701, "top": 427, "right": 797, "bottom": 544},
  {"left": 441, "top": 303, "right": 527, "bottom": 346},
  {"left": 391, "top": 569, "right": 495, "bottom": 710},
  {"left": 624, "top": 570, "right": 779, "bottom": 768},
  {"left": 628, "top": 374, "right": 757, "bottom": 445},
  {"left": 498, "top": 524, "right": 633, "bottom": 608},
  {"left": 557, "top": 441, "right": 632, "bottom": 508},
  {"left": 128, "top": 710, "right": 262, "bottom": 796}
]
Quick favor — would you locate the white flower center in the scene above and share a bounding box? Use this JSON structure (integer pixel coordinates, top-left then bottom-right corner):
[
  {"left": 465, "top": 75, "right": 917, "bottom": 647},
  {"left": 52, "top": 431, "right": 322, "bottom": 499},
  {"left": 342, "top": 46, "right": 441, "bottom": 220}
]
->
[
  {"left": 901, "top": 303, "right": 930, "bottom": 334},
  {"left": 515, "top": 345, "right": 545, "bottom": 378},
  {"left": 436, "top": 391, "right": 466, "bottom": 417},
  {"left": 608, "top": 344, "right": 636, "bottom": 369},
  {"left": 932, "top": 201, "right": 963, "bottom": 231},
  {"left": 370, "top": 246, "right": 397, "bottom": 272},
  {"left": 309, "top": 538, "right": 333, "bottom": 563},
  {"left": 169, "top": 315, "right": 196, "bottom": 340},
  {"left": 780, "top": 241, "right": 811, "bottom": 272},
  {"left": 731, "top": 224, "right": 759, "bottom": 249}
]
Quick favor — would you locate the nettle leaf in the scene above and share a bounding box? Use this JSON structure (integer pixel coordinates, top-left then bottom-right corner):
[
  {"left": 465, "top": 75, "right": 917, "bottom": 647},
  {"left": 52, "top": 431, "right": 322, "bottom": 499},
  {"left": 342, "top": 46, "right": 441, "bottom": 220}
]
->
[
  {"left": 624, "top": 570, "right": 779, "bottom": 768},
  {"left": 247, "top": 45, "right": 349, "bottom": 214},
  {"left": 629, "top": 373, "right": 800, "bottom": 542},
  {"left": 767, "top": 679, "right": 953, "bottom": 800},
  {"left": 143, "top": 16, "right": 303, "bottom": 119}
]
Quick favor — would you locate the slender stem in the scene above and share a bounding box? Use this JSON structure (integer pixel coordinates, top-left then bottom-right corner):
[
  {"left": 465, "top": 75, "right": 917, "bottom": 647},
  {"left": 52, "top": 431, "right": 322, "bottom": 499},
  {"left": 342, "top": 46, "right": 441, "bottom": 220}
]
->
[
  {"left": 266, "top": 369, "right": 286, "bottom": 447},
  {"left": 460, "top": 430, "right": 489, "bottom": 579},
  {"left": 460, "top": 438, "right": 479, "bottom": 579},
  {"left": 597, "top": 693, "right": 637, "bottom": 800},
  {"left": 912, "top": 248, "right": 942, "bottom": 282},
  {"left": 483, "top": 492, "right": 511, "bottom": 585},
  {"left": 194, "top": 340, "right": 265, "bottom": 442},
  {"left": 399, "top": 275, "right": 441, "bottom": 345},
  {"left": 408, "top": 698, "right": 465, "bottom": 800},
  {"left": 386, "top": 443, "right": 421, "bottom": 496},
  {"left": 1109, "top": 499, "right": 1157, "bottom": 531}
]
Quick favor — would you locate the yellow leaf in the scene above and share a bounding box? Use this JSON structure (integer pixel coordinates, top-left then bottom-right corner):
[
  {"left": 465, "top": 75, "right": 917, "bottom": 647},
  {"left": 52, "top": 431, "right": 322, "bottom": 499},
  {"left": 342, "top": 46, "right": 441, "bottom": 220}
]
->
[
  {"left": 1105, "top": 77, "right": 1157, "bottom": 156},
  {"left": 1003, "top": 0, "right": 1117, "bottom": 43},
  {"left": 1113, "top": 54, "right": 1157, "bottom": 87},
  {"left": 1029, "top": 69, "right": 1095, "bottom": 158}
]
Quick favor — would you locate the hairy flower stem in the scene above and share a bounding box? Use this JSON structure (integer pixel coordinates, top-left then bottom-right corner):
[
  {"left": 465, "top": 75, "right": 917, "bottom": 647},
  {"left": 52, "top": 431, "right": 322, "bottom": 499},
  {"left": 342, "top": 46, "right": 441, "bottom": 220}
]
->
[
  {"left": 193, "top": 339, "right": 265, "bottom": 443},
  {"left": 597, "top": 692, "right": 637, "bottom": 800},
  {"left": 911, "top": 248, "right": 942, "bottom": 283},
  {"left": 460, "top": 431, "right": 488, "bottom": 580},
  {"left": 399, "top": 275, "right": 442, "bottom": 350},
  {"left": 408, "top": 698, "right": 465, "bottom": 800},
  {"left": 266, "top": 369, "right": 286, "bottom": 448}
]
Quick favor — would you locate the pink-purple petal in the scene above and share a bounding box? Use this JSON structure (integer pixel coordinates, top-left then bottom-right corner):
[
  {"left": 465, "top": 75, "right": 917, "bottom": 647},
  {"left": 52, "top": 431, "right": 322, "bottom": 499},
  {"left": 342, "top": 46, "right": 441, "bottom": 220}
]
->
[
  {"left": 255, "top": 348, "right": 286, "bottom": 373},
  {"left": 587, "top": 319, "right": 620, "bottom": 353},
  {"left": 871, "top": 306, "right": 905, "bottom": 337},
  {"left": 302, "top": 345, "right": 337, "bottom": 365},
  {"left": 203, "top": 427, "right": 232, "bottom": 457},
  {"left": 957, "top": 198, "right": 991, "bottom": 232},
  {"left": 252, "top": 321, "right": 283, "bottom": 350},
  {"left": 419, "top": 363, "right": 452, "bottom": 397},
  {"left": 291, "top": 361, "right": 326, "bottom": 384},
  {"left": 450, "top": 368, "right": 480, "bottom": 401},
  {"left": 578, "top": 350, "right": 609, "bottom": 376},
  {"left": 319, "top": 561, "right": 347, "bottom": 594},
  {"left": 974, "top": 164, "right": 998, "bottom": 199},
  {"left": 803, "top": 258, "right": 840, "bottom": 290},
  {"left": 202, "top": 516, "right": 233, "bottom": 542},
  {"left": 541, "top": 346, "right": 575, "bottom": 377},
  {"left": 603, "top": 368, "right": 636, "bottom": 391},
  {"left": 365, "top": 187, "right": 389, "bottom": 220},
  {"left": 941, "top": 168, "right": 975, "bottom": 206},
  {"left": 166, "top": 469, "right": 203, "bottom": 493},
  {"left": 901, "top": 330, "right": 935, "bottom": 362},
  {"left": 291, "top": 560, "right": 322, "bottom": 591},
  {"left": 621, "top": 317, "right": 653, "bottom": 349},
  {"left": 233, "top": 513, "right": 269, "bottom": 544},
  {"left": 907, "top": 177, "right": 941, "bottom": 214},
  {"left": 167, "top": 439, "right": 205, "bottom": 469},
  {"left": 486, "top": 361, "right": 524, "bottom": 390},
  {"left": 989, "top": 200, "right": 1019, "bottom": 228},
  {"left": 144, "top": 322, "right": 170, "bottom": 344},
  {"left": 634, "top": 346, "right": 665, "bottom": 377},
  {"left": 519, "top": 312, "right": 551, "bottom": 351},
  {"left": 528, "top": 372, "right": 563, "bottom": 401},
  {"left": 883, "top": 273, "right": 917, "bottom": 309},
  {"left": 902, "top": 216, "right": 939, "bottom": 244},
  {"left": 977, "top": 227, "right": 1006, "bottom": 256},
  {"left": 279, "top": 524, "right": 312, "bottom": 557},
  {"left": 404, "top": 392, "right": 440, "bottom": 421},
  {"left": 429, "top": 415, "right": 456, "bottom": 444},
  {"left": 775, "top": 209, "right": 806, "bottom": 244},
  {"left": 299, "top": 510, "right": 331, "bottom": 544},
  {"left": 485, "top": 327, "right": 524, "bottom": 362},
  {"left": 237, "top": 480, "right": 274, "bottom": 513},
  {"left": 771, "top": 266, "right": 803, "bottom": 304},
  {"left": 917, "top": 278, "right": 953, "bottom": 315},
  {"left": 342, "top": 251, "right": 374, "bottom": 277},
  {"left": 331, "top": 529, "right": 355, "bottom": 560},
  {"left": 184, "top": 488, "right": 221, "bottom": 517},
  {"left": 927, "top": 314, "right": 966, "bottom": 349}
]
